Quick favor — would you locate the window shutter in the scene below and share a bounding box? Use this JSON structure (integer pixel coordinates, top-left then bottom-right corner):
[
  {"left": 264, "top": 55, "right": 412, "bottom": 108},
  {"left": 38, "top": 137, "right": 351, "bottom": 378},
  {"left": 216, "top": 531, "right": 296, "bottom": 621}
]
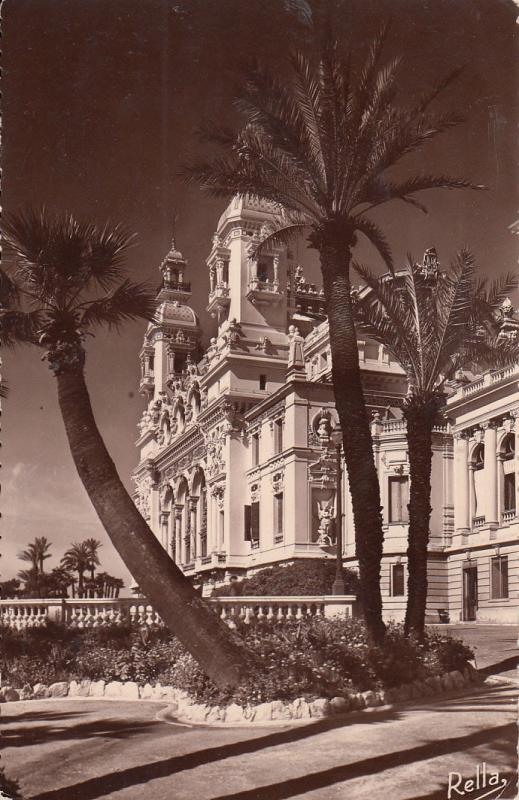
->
[
  {"left": 251, "top": 501, "right": 260, "bottom": 541},
  {"left": 244, "top": 505, "right": 251, "bottom": 541}
]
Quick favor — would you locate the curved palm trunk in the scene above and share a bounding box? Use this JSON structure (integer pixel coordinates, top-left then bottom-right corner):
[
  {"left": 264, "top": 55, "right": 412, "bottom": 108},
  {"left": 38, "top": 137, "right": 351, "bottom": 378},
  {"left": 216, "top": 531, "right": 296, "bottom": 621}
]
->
[
  {"left": 319, "top": 244, "right": 386, "bottom": 644},
  {"left": 56, "top": 365, "right": 246, "bottom": 687},
  {"left": 403, "top": 400, "right": 437, "bottom": 638}
]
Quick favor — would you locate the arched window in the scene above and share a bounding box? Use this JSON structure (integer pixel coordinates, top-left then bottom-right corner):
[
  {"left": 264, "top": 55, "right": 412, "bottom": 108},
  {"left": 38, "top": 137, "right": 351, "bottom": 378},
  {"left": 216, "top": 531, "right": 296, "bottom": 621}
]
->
[
  {"left": 500, "top": 434, "right": 516, "bottom": 518},
  {"left": 471, "top": 444, "right": 485, "bottom": 522}
]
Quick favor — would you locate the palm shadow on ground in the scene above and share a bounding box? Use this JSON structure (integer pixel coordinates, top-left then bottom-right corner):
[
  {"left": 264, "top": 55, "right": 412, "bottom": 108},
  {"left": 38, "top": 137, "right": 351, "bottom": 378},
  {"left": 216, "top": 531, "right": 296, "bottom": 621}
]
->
[{"left": 21, "top": 692, "right": 516, "bottom": 800}]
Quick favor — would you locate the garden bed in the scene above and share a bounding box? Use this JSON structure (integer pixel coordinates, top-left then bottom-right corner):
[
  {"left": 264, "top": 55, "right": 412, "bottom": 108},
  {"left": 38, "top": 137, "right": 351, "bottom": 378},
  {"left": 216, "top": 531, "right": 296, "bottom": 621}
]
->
[{"left": 0, "top": 617, "right": 478, "bottom": 723}]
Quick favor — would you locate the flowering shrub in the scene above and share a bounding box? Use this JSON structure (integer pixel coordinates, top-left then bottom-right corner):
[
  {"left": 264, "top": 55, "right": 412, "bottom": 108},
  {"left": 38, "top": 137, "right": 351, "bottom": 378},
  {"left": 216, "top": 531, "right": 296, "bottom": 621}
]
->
[{"left": 0, "top": 618, "right": 473, "bottom": 707}]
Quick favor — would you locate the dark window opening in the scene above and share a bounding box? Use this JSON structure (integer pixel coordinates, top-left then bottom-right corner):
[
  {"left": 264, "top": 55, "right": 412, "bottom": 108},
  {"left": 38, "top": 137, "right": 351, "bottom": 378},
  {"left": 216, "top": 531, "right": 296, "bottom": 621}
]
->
[
  {"left": 391, "top": 563, "right": 405, "bottom": 596},
  {"left": 491, "top": 555, "right": 509, "bottom": 599},
  {"left": 259, "top": 374, "right": 267, "bottom": 390}
]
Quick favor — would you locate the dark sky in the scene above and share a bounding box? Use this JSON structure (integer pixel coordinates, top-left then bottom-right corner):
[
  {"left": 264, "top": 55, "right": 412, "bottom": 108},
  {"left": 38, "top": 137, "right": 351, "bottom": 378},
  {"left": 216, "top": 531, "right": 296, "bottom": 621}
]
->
[{"left": 2, "top": 0, "right": 518, "bottom": 587}]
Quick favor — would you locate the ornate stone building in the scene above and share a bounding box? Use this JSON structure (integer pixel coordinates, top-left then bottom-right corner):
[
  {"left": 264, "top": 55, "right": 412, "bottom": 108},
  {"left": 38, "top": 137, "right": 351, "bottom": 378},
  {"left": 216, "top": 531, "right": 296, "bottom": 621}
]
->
[{"left": 133, "top": 197, "right": 519, "bottom": 623}]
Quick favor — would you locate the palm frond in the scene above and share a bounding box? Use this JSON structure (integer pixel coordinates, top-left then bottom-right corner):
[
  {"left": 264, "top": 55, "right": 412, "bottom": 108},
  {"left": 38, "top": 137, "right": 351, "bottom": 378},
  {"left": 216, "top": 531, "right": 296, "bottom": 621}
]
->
[
  {"left": 78, "top": 280, "right": 156, "bottom": 331},
  {"left": 0, "top": 309, "right": 43, "bottom": 347},
  {"left": 0, "top": 268, "right": 21, "bottom": 306},
  {"left": 353, "top": 216, "right": 394, "bottom": 273}
]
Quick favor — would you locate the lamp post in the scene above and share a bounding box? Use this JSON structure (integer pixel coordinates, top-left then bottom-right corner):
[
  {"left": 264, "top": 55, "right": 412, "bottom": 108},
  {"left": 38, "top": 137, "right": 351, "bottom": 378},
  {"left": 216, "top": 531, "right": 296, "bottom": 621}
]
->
[{"left": 330, "top": 427, "right": 345, "bottom": 595}]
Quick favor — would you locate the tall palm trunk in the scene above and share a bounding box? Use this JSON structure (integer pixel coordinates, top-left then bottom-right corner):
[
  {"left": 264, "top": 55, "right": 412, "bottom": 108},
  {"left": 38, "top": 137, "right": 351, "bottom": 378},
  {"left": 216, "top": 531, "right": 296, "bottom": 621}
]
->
[
  {"left": 403, "top": 397, "right": 439, "bottom": 638},
  {"left": 56, "top": 364, "right": 246, "bottom": 687},
  {"left": 318, "top": 237, "right": 386, "bottom": 644}
]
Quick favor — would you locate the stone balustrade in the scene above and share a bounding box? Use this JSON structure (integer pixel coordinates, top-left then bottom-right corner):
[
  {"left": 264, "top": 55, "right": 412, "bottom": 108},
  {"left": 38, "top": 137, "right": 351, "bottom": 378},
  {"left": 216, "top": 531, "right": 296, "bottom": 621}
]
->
[
  {"left": 210, "top": 595, "right": 358, "bottom": 623},
  {"left": 0, "top": 594, "right": 358, "bottom": 629},
  {"left": 0, "top": 598, "right": 161, "bottom": 630}
]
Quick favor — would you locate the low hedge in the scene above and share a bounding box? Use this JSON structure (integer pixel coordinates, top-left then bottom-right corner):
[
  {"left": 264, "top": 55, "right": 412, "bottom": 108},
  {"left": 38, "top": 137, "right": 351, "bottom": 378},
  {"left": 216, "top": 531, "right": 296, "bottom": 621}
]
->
[
  {"left": 211, "top": 559, "right": 360, "bottom": 597},
  {"left": 0, "top": 617, "right": 473, "bottom": 708}
]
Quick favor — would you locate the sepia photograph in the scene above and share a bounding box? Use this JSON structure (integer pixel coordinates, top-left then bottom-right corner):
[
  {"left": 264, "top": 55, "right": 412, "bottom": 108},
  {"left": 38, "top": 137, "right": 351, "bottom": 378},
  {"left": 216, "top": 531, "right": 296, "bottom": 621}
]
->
[{"left": 1, "top": 1, "right": 518, "bottom": 798}]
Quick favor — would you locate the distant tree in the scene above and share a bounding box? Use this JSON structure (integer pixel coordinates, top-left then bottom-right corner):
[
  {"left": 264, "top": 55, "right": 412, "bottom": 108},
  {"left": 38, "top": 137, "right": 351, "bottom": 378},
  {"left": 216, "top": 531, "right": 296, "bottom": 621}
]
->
[
  {"left": 0, "top": 578, "right": 21, "bottom": 598},
  {"left": 61, "top": 543, "right": 90, "bottom": 598},
  {"left": 48, "top": 566, "right": 74, "bottom": 597},
  {"left": 84, "top": 537, "right": 103, "bottom": 581},
  {"left": 18, "top": 536, "right": 52, "bottom": 575},
  {"left": 17, "top": 567, "right": 40, "bottom": 597}
]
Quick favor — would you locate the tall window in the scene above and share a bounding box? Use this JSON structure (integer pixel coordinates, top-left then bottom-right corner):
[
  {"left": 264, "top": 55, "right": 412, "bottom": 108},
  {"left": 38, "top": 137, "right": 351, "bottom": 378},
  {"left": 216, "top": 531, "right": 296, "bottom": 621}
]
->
[
  {"left": 259, "top": 374, "right": 267, "bottom": 390},
  {"left": 251, "top": 501, "right": 260, "bottom": 548},
  {"left": 501, "top": 434, "right": 516, "bottom": 515},
  {"left": 391, "top": 563, "right": 405, "bottom": 596},
  {"left": 473, "top": 444, "right": 485, "bottom": 519},
  {"left": 252, "top": 432, "right": 260, "bottom": 466},
  {"left": 389, "top": 476, "right": 409, "bottom": 523},
  {"left": 504, "top": 473, "right": 516, "bottom": 513},
  {"left": 274, "top": 419, "right": 283, "bottom": 454},
  {"left": 274, "top": 493, "right": 284, "bottom": 538},
  {"left": 491, "top": 555, "right": 509, "bottom": 599}
]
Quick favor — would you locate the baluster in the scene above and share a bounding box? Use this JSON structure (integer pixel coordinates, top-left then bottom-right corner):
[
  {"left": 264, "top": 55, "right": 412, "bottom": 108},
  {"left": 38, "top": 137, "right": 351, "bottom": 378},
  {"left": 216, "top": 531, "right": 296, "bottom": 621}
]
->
[
  {"left": 220, "top": 606, "right": 227, "bottom": 620},
  {"left": 244, "top": 607, "right": 253, "bottom": 624},
  {"left": 267, "top": 605, "right": 275, "bottom": 621},
  {"left": 129, "top": 604, "right": 137, "bottom": 624},
  {"left": 145, "top": 605, "right": 154, "bottom": 626},
  {"left": 295, "top": 603, "right": 303, "bottom": 620}
]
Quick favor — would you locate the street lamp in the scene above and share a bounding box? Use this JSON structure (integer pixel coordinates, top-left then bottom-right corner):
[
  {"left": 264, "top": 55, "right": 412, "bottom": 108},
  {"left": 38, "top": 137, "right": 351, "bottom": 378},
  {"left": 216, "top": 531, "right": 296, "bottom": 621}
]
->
[{"left": 330, "top": 427, "right": 345, "bottom": 595}]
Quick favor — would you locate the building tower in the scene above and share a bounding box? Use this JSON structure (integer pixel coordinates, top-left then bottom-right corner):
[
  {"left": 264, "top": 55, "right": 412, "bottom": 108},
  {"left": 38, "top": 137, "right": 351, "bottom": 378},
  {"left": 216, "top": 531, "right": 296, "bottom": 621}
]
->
[{"left": 139, "top": 238, "right": 201, "bottom": 402}]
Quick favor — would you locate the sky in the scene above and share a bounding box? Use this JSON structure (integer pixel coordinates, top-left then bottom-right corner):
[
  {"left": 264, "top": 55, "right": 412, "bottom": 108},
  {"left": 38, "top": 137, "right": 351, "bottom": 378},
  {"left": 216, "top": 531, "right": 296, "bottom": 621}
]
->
[{"left": 2, "top": 0, "right": 518, "bottom": 589}]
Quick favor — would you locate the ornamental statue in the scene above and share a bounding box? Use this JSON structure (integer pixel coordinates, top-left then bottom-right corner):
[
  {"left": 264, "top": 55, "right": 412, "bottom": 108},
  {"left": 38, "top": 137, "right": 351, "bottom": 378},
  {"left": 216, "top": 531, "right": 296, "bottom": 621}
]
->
[{"left": 316, "top": 499, "right": 334, "bottom": 546}]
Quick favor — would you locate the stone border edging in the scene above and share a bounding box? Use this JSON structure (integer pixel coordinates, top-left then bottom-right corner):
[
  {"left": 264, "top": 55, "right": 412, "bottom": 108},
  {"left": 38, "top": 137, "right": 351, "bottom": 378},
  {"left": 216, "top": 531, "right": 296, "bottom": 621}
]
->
[{"left": 0, "top": 663, "right": 484, "bottom": 724}]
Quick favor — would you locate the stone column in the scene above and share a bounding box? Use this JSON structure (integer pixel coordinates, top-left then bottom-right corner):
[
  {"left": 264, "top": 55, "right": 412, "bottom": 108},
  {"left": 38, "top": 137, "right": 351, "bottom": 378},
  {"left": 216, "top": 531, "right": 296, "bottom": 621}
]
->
[
  {"left": 483, "top": 421, "right": 498, "bottom": 525},
  {"left": 454, "top": 432, "right": 470, "bottom": 532},
  {"left": 216, "top": 258, "right": 224, "bottom": 286},
  {"left": 170, "top": 512, "right": 177, "bottom": 562},
  {"left": 160, "top": 512, "right": 169, "bottom": 551},
  {"left": 273, "top": 255, "right": 280, "bottom": 286},
  {"left": 209, "top": 265, "right": 216, "bottom": 293},
  {"left": 189, "top": 498, "right": 198, "bottom": 559},
  {"left": 174, "top": 506, "right": 183, "bottom": 563}
]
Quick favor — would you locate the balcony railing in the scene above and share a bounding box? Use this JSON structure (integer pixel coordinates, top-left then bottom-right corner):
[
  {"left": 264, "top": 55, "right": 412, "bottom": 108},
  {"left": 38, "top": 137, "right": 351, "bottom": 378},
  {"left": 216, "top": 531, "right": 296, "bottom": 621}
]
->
[
  {"left": 502, "top": 509, "right": 516, "bottom": 523},
  {"left": 473, "top": 516, "right": 486, "bottom": 528},
  {"left": 0, "top": 595, "right": 358, "bottom": 629}
]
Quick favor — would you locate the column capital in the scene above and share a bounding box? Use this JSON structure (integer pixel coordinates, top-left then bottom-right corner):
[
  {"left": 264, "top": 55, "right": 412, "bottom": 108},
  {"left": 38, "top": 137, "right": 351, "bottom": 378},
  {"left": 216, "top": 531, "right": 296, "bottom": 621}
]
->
[{"left": 481, "top": 420, "right": 498, "bottom": 431}]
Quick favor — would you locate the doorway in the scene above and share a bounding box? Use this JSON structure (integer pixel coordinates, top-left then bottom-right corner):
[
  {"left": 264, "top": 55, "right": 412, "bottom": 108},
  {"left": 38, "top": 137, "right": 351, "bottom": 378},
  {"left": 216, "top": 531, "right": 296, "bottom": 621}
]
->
[{"left": 462, "top": 564, "right": 478, "bottom": 621}]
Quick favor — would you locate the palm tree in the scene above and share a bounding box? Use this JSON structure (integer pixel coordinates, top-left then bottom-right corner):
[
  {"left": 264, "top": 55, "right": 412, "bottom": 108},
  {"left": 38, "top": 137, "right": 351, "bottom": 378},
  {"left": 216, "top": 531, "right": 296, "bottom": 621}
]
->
[
  {"left": 18, "top": 537, "right": 52, "bottom": 575},
  {"left": 83, "top": 538, "right": 103, "bottom": 581},
  {"left": 18, "top": 544, "right": 39, "bottom": 572},
  {"left": 354, "top": 249, "right": 518, "bottom": 636},
  {"left": 48, "top": 566, "right": 74, "bottom": 598},
  {"left": 185, "top": 27, "right": 480, "bottom": 643},
  {"left": 17, "top": 568, "right": 39, "bottom": 597},
  {"left": 61, "top": 543, "right": 90, "bottom": 598},
  {"left": 1, "top": 207, "right": 245, "bottom": 687}
]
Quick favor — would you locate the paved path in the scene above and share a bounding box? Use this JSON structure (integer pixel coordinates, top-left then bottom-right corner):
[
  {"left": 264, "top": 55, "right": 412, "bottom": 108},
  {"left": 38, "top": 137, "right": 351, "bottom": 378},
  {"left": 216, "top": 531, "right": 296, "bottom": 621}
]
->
[
  {"left": 430, "top": 624, "right": 519, "bottom": 680},
  {"left": 2, "top": 682, "right": 517, "bottom": 800}
]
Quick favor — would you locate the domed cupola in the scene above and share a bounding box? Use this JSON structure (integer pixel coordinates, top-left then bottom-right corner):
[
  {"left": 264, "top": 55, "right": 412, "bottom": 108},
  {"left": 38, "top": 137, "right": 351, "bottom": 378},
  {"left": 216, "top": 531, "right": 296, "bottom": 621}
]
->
[{"left": 158, "top": 238, "right": 192, "bottom": 304}]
